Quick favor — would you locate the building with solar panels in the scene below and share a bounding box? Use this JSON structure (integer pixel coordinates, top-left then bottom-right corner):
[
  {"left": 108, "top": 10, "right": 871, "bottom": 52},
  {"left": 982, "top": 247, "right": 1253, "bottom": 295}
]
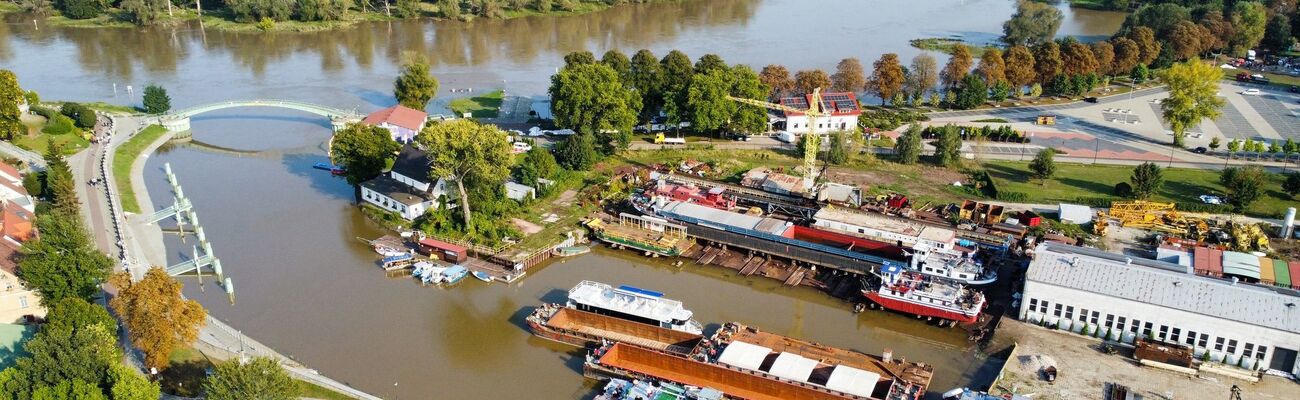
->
[
  {"left": 1020, "top": 242, "right": 1300, "bottom": 376},
  {"left": 777, "top": 92, "right": 862, "bottom": 135}
]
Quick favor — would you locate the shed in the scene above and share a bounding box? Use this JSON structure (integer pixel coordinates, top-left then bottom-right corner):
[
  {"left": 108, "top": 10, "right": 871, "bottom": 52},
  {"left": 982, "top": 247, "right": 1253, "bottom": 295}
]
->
[
  {"left": 1156, "top": 245, "right": 1192, "bottom": 267},
  {"left": 824, "top": 365, "right": 881, "bottom": 398},
  {"left": 767, "top": 352, "right": 817, "bottom": 383},
  {"left": 1221, "top": 251, "right": 1261, "bottom": 280},
  {"left": 504, "top": 181, "right": 536, "bottom": 201},
  {"left": 1058, "top": 203, "right": 1092, "bottom": 224},
  {"left": 717, "top": 341, "right": 771, "bottom": 371},
  {"left": 417, "top": 238, "right": 468, "bottom": 263}
]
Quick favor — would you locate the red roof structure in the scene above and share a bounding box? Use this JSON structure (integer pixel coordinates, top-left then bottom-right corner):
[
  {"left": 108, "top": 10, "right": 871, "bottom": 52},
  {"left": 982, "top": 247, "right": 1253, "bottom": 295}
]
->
[
  {"left": 1, "top": 202, "right": 33, "bottom": 243},
  {"left": 362, "top": 105, "right": 428, "bottom": 131},
  {"left": 0, "top": 162, "right": 20, "bottom": 181},
  {"left": 778, "top": 92, "right": 862, "bottom": 117}
]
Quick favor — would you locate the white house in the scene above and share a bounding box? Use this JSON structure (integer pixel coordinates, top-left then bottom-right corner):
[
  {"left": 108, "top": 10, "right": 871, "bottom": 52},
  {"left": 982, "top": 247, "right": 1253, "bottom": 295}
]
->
[
  {"left": 779, "top": 92, "right": 862, "bottom": 135},
  {"left": 0, "top": 163, "right": 33, "bottom": 213},
  {"left": 362, "top": 105, "right": 428, "bottom": 144},
  {"left": 1020, "top": 243, "right": 1300, "bottom": 375},
  {"left": 359, "top": 146, "right": 449, "bottom": 221}
]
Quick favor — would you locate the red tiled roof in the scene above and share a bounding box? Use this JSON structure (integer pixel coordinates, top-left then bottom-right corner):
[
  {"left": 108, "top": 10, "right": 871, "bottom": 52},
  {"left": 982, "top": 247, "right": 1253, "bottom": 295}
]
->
[
  {"left": 362, "top": 105, "right": 428, "bottom": 131},
  {"left": 0, "top": 162, "right": 19, "bottom": 181},
  {"left": 419, "top": 238, "right": 467, "bottom": 253},
  {"left": 2, "top": 202, "right": 33, "bottom": 243}
]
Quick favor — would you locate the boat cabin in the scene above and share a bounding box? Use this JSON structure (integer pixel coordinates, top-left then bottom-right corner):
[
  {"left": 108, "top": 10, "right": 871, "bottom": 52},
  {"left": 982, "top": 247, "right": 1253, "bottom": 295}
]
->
[{"left": 566, "top": 280, "right": 702, "bottom": 334}]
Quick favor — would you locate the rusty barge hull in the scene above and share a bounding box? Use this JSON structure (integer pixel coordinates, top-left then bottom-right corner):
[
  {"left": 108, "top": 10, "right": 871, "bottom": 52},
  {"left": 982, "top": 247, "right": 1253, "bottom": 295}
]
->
[
  {"left": 588, "top": 343, "right": 865, "bottom": 400},
  {"left": 528, "top": 307, "right": 703, "bottom": 354}
]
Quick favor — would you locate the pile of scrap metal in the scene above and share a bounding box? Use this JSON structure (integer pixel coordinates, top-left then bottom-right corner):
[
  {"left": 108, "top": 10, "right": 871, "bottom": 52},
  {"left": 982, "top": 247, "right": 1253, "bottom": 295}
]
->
[{"left": 1094, "top": 201, "right": 1210, "bottom": 240}]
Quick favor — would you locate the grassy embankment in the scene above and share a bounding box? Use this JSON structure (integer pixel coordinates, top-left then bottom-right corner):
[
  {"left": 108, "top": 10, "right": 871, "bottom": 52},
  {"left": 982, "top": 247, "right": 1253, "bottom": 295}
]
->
[
  {"left": 162, "top": 346, "right": 353, "bottom": 399},
  {"left": 1067, "top": 0, "right": 1115, "bottom": 11},
  {"left": 448, "top": 90, "right": 504, "bottom": 118},
  {"left": 112, "top": 124, "right": 168, "bottom": 214},
  {"left": 909, "top": 38, "right": 1000, "bottom": 56},
  {"left": 15, "top": 111, "right": 90, "bottom": 156}
]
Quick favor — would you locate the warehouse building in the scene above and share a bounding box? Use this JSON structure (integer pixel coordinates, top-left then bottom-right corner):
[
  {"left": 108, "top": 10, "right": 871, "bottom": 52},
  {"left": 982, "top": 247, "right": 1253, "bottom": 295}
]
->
[{"left": 1020, "top": 243, "right": 1300, "bottom": 375}]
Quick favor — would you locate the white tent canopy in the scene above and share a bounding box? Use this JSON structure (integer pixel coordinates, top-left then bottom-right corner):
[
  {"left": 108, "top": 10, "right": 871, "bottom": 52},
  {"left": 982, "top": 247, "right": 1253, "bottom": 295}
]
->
[
  {"left": 767, "top": 352, "right": 818, "bottom": 383},
  {"left": 717, "top": 341, "right": 771, "bottom": 371},
  {"left": 825, "top": 366, "right": 882, "bottom": 398}
]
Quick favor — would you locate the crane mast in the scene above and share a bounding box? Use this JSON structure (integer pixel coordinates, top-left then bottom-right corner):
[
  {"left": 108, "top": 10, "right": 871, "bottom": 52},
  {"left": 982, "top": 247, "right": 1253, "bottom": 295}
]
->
[{"left": 727, "top": 88, "right": 827, "bottom": 191}]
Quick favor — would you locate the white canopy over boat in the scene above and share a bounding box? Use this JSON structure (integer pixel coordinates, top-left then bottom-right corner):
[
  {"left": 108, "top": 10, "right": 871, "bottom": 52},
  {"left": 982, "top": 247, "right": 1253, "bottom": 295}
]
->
[
  {"left": 717, "top": 341, "right": 771, "bottom": 371},
  {"left": 825, "top": 365, "right": 882, "bottom": 398},
  {"left": 768, "top": 352, "right": 818, "bottom": 383}
]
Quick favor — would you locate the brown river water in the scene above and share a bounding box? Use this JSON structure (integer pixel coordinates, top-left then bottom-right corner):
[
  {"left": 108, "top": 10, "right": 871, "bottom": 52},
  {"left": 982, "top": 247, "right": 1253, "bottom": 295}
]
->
[{"left": 3, "top": 0, "right": 1127, "bottom": 397}]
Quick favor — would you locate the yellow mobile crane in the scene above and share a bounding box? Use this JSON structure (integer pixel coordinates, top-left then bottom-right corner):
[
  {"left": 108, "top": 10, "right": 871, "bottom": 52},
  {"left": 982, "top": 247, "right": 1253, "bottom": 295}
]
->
[{"left": 728, "top": 88, "right": 829, "bottom": 191}]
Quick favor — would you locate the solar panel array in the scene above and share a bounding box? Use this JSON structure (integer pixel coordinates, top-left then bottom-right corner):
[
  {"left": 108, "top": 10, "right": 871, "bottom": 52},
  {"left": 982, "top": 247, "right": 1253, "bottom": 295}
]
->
[
  {"left": 779, "top": 93, "right": 859, "bottom": 113},
  {"left": 781, "top": 96, "right": 810, "bottom": 110}
]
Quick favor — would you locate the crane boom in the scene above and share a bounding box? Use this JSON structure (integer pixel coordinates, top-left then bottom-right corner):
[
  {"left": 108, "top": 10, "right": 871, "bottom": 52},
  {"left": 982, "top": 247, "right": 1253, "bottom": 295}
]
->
[{"left": 727, "top": 88, "right": 828, "bottom": 192}]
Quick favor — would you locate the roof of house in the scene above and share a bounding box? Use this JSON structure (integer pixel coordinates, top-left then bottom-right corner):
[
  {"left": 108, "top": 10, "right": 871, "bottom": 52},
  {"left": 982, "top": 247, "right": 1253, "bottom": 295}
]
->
[
  {"left": 390, "top": 146, "right": 431, "bottom": 183},
  {"left": 362, "top": 105, "right": 428, "bottom": 131},
  {"left": 2, "top": 202, "right": 33, "bottom": 243},
  {"left": 361, "top": 175, "right": 433, "bottom": 206},
  {"left": 0, "top": 239, "right": 18, "bottom": 275},
  {"left": 778, "top": 92, "right": 861, "bottom": 117},
  {"left": 0, "top": 179, "right": 26, "bottom": 197},
  {"left": 0, "top": 162, "right": 20, "bottom": 181},
  {"left": 1028, "top": 243, "right": 1300, "bottom": 334}
]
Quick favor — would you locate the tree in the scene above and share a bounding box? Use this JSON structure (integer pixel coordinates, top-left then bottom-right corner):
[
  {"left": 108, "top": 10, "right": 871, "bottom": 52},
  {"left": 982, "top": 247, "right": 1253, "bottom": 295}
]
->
[
  {"left": 548, "top": 63, "right": 640, "bottom": 152},
  {"left": 0, "top": 70, "right": 22, "bottom": 141},
  {"left": 516, "top": 147, "right": 557, "bottom": 187},
  {"left": 1199, "top": 11, "right": 1233, "bottom": 53},
  {"left": 1091, "top": 41, "right": 1115, "bottom": 76},
  {"left": 61, "top": 103, "right": 96, "bottom": 129},
  {"left": 825, "top": 131, "right": 855, "bottom": 165},
  {"left": 906, "top": 54, "right": 939, "bottom": 97},
  {"left": 1263, "top": 14, "right": 1293, "bottom": 52},
  {"left": 3, "top": 323, "right": 120, "bottom": 396},
  {"left": 1061, "top": 39, "right": 1099, "bottom": 76},
  {"left": 687, "top": 68, "right": 736, "bottom": 135},
  {"left": 1228, "top": 139, "right": 1240, "bottom": 153},
  {"left": 119, "top": 0, "right": 162, "bottom": 25},
  {"left": 659, "top": 50, "right": 694, "bottom": 124},
  {"left": 1220, "top": 166, "right": 1267, "bottom": 211},
  {"left": 107, "top": 363, "right": 160, "bottom": 400},
  {"left": 941, "top": 45, "right": 974, "bottom": 88},
  {"left": 141, "top": 84, "right": 170, "bottom": 114},
  {"left": 693, "top": 54, "right": 727, "bottom": 75},
  {"left": 1210, "top": 136, "right": 1222, "bottom": 151},
  {"left": 793, "top": 69, "right": 831, "bottom": 94},
  {"left": 1126, "top": 26, "right": 1162, "bottom": 66},
  {"left": 601, "top": 49, "right": 631, "bottom": 81},
  {"left": 932, "top": 125, "right": 963, "bottom": 167},
  {"left": 975, "top": 48, "right": 1006, "bottom": 87},
  {"left": 393, "top": 53, "right": 439, "bottom": 110},
  {"left": 1284, "top": 172, "right": 1300, "bottom": 198},
  {"left": 331, "top": 123, "right": 401, "bottom": 185},
  {"left": 18, "top": 212, "right": 111, "bottom": 305},
  {"left": 1129, "top": 162, "right": 1164, "bottom": 199},
  {"left": 1122, "top": 3, "right": 1190, "bottom": 38},
  {"left": 628, "top": 50, "right": 664, "bottom": 117},
  {"left": 1229, "top": 1, "right": 1268, "bottom": 56},
  {"left": 831, "top": 58, "right": 867, "bottom": 93},
  {"left": 46, "top": 297, "right": 115, "bottom": 333},
  {"left": 1167, "top": 20, "right": 1207, "bottom": 61},
  {"left": 1131, "top": 64, "right": 1150, "bottom": 83},
  {"left": 1111, "top": 37, "right": 1141, "bottom": 76},
  {"left": 869, "top": 54, "right": 905, "bottom": 106},
  {"left": 759, "top": 64, "right": 795, "bottom": 98},
  {"left": 722, "top": 65, "right": 771, "bottom": 134},
  {"left": 553, "top": 132, "right": 598, "bottom": 171},
  {"left": 796, "top": 133, "right": 820, "bottom": 166},
  {"left": 1033, "top": 41, "right": 1063, "bottom": 84},
  {"left": 990, "top": 81, "right": 1012, "bottom": 102},
  {"left": 954, "top": 74, "right": 988, "bottom": 110},
  {"left": 43, "top": 142, "right": 79, "bottom": 216},
  {"left": 203, "top": 357, "right": 298, "bottom": 400},
  {"left": 1029, "top": 148, "right": 1056, "bottom": 182},
  {"left": 417, "top": 120, "right": 513, "bottom": 229},
  {"left": 1004, "top": 46, "right": 1036, "bottom": 94},
  {"left": 1160, "top": 60, "right": 1223, "bottom": 148},
  {"left": 56, "top": 0, "right": 102, "bottom": 19},
  {"left": 563, "top": 51, "right": 596, "bottom": 68},
  {"left": 1002, "top": 0, "right": 1063, "bottom": 46},
  {"left": 109, "top": 268, "right": 207, "bottom": 371},
  {"left": 894, "top": 124, "right": 923, "bottom": 164}
]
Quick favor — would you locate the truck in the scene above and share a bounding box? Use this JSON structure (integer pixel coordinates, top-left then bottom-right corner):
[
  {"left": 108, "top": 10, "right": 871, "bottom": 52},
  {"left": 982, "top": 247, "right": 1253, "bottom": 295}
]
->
[{"left": 654, "top": 133, "right": 685, "bottom": 144}]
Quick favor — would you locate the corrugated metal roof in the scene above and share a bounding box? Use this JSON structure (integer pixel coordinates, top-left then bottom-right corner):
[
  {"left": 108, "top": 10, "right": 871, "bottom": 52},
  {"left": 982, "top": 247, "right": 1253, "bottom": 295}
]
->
[
  {"left": 662, "top": 201, "right": 787, "bottom": 235},
  {"left": 1029, "top": 243, "right": 1300, "bottom": 334},
  {"left": 1222, "top": 251, "right": 1262, "bottom": 279}
]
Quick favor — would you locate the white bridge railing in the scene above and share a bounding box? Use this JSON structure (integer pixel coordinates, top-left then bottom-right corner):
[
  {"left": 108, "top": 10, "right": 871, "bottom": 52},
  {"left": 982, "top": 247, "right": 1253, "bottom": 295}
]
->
[{"left": 167, "top": 99, "right": 363, "bottom": 120}]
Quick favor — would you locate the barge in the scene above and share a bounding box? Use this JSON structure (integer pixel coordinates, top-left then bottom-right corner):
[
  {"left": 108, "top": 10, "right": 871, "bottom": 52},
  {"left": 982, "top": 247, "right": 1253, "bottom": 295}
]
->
[
  {"left": 692, "top": 323, "right": 932, "bottom": 400},
  {"left": 527, "top": 304, "right": 704, "bottom": 354},
  {"left": 587, "top": 213, "right": 694, "bottom": 257},
  {"left": 862, "top": 270, "right": 985, "bottom": 326}
]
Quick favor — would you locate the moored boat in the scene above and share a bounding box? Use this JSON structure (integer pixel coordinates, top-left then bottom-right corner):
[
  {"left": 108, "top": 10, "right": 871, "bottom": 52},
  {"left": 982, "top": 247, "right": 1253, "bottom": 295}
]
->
[
  {"left": 440, "top": 265, "right": 469, "bottom": 285},
  {"left": 472, "top": 270, "right": 492, "bottom": 282},
  {"left": 556, "top": 245, "right": 591, "bottom": 257},
  {"left": 412, "top": 262, "right": 447, "bottom": 284},
  {"left": 586, "top": 214, "right": 694, "bottom": 258},
  {"left": 526, "top": 303, "right": 703, "bottom": 354},
  {"left": 862, "top": 269, "right": 985, "bottom": 326},
  {"left": 568, "top": 280, "right": 703, "bottom": 334},
  {"left": 941, "top": 388, "right": 1030, "bottom": 400}
]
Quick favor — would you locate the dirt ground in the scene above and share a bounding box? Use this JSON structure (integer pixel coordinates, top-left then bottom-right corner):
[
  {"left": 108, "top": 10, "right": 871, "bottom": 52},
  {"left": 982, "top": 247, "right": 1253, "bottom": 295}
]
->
[{"left": 993, "top": 321, "right": 1298, "bottom": 400}]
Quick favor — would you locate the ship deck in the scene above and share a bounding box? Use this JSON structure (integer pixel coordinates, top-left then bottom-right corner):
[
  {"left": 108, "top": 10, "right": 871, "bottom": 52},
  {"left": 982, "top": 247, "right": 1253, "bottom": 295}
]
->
[
  {"left": 544, "top": 307, "right": 702, "bottom": 354},
  {"left": 716, "top": 323, "right": 934, "bottom": 392}
]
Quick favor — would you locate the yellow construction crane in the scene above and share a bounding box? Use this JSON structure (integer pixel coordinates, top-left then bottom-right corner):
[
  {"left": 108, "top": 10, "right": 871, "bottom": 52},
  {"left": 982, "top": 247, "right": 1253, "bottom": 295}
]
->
[{"left": 728, "top": 88, "right": 828, "bottom": 191}]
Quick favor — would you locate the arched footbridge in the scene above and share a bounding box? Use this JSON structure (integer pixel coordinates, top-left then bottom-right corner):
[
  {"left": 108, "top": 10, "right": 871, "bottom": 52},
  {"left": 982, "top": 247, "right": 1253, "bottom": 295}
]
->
[{"left": 159, "top": 99, "right": 364, "bottom": 132}]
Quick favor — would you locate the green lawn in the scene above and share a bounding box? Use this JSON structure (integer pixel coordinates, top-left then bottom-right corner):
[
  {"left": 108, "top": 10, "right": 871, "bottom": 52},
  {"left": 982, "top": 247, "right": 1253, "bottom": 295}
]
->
[
  {"left": 909, "top": 38, "right": 999, "bottom": 56},
  {"left": 13, "top": 114, "right": 89, "bottom": 156},
  {"left": 448, "top": 90, "right": 504, "bottom": 118},
  {"left": 1218, "top": 62, "right": 1300, "bottom": 87},
  {"left": 298, "top": 380, "right": 357, "bottom": 400},
  {"left": 79, "top": 101, "right": 140, "bottom": 114},
  {"left": 113, "top": 125, "right": 168, "bottom": 214},
  {"left": 984, "top": 160, "right": 1296, "bottom": 218}
]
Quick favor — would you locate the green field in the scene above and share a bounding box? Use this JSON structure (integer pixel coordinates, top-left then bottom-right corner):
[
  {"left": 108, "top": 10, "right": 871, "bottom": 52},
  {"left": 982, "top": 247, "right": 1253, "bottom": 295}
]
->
[
  {"left": 448, "top": 90, "right": 504, "bottom": 118},
  {"left": 13, "top": 114, "right": 89, "bottom": 156},
  {"left": 113, "top": 125, "right": 168, "bottom": 214},
  {"left": 909, "top": 38, "right": 1000, "bottom": 56},
  {"left": 985, "top": 160, "right": 1296, "bottom": 218}
]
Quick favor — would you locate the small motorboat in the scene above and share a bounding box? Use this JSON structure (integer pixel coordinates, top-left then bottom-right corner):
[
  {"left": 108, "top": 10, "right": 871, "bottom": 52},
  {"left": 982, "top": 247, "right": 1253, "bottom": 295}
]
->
[
  {"left": 472, "top": 270, "right": 492, "bottom": 283},
  {"left": 314, "top": 162, "right": 346, "bottom": 175},
  {"left": 374, "top": 244, "right": 407, "bottom": 258},
  {"left": 555, "top": 246, "right": 591, "bottom": 257},
  {"left": 441, "top": 265, "right": 469, "bottom": 285},
  {"left": 414, "top": 262, "right": 447, "bottom": 284}
]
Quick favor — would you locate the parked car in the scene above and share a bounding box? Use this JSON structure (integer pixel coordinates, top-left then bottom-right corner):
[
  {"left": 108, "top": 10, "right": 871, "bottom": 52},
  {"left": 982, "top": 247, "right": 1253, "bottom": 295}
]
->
[
  {"left": 1193, "top": 147, "right": 1208, "bottom": 154},
  {"left": 512, "top": 142, "right": 532, "bottom": 153},
  {"left": 728, "top": 133, "right": 751, "bottom": 141},
  {"left": 1241, "top": 88, "right": 1261, "bottom": 96},
  {"left": 1083, "top": 97, "right": 1099, "bottom": 103}
]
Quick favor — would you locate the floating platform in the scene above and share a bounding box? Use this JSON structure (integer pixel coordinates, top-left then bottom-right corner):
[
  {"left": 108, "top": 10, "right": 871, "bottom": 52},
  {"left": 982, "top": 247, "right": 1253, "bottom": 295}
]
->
[
  {"left": 527, "top": 304, "right": 703, "bottom": 355},
  {"left": 587, "top": 213, "right": 694, "bottom": 257}
]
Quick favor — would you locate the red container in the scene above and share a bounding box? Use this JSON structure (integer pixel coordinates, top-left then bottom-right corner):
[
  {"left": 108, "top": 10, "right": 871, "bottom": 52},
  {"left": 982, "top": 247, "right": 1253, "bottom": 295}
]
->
[{"left": 418, "top": 238, "right": 469, "bottom": 263}]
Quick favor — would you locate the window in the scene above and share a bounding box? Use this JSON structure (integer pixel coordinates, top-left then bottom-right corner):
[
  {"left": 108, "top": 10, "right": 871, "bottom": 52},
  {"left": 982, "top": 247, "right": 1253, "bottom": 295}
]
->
[
  {"left": 1054, "top": 304, "right": 1063, "bottom": 317},
  {"left": 1185, "top": 330, "right": 1196, "bottom": 345},
  {"left": 1117, "top": 317, "right": 1127, "bottom": 331},
  {"left": 1244, "top": 343, "right": 1254, "bottom": 358},
  {"left": 1143, "top": 322, "right": 1153, "bottom": 337},
  {"left": 1065, "top": 306, "right": 1074, "bottom": 320},
  {"left": 1129, "top": 319, "right": 1140, "bottom": 333},
  {"left": 1038, "top": 301, "right": 1049, "bottom": 314},
  {"left": 1105, "top": 314, "right": 1115, "bottom": 329},
  {"left": 1256, "top": 346, "right": 1268, "bottom": 360},
  {"left": 1090, "top": 311, "right": 1099, "bottom": 325},
  {"left": 1079, "top": 308, "right": 1089, "bottom": 322},
  {"left": 1227, "top": 340, "right": 1238, "bottom": 354},
  {"left": 1198, "top": 333, "right": 1208, "bottom": 348},
  {"left": 17, "top": 296, "right": 26, "bottom": 308},
  {"left": 1158, "top": 325, "right": 1168, "bottom": 340},
  {"left": 1171, "top": 328, "right": 1181, "bottom": 343},
  {"left": 1215, "top": 337, "right": 1225, "bottom": 351}
]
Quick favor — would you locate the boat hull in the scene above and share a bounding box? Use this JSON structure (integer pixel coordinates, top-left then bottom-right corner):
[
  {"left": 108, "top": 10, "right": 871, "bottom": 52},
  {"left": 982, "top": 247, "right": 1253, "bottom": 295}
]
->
[{"left": 864, "top": 291, "right": 980, "bottom": 325}]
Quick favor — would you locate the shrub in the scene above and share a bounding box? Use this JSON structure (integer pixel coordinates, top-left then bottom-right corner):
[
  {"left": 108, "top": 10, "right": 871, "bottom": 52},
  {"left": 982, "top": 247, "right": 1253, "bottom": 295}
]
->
[
  {"left": 41, "top": 114, "right": 75, "bottom": 135},
  {"left": 57, "top": 0, "right": 103, "bottom": 19},
  {"left": 59, "top": 103, "right": 96, "bottom": 129},
  {"left": 995, "top": 191, "right": 1028, "bottom": 202},
  {"left": 1114, "top": 182, "right": 1133, "bottom": 197}
]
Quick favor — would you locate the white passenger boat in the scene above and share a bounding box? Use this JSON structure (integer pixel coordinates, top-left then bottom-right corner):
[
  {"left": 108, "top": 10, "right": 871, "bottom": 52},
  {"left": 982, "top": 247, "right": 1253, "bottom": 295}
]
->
[{"left": 567, "top": 280, "right": 704, "bottom": 334}]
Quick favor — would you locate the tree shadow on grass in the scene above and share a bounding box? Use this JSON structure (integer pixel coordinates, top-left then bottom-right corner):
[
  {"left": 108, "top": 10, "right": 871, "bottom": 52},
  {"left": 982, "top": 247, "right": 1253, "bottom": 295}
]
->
[
  {"left": 983, "top": 163, "right": 1029, "bottom": 184},
  {"left": 1056, "top": 177, "right": 1118, "bottom": 199},
  {"left": 160, "top": 359, "right": 212, "bottom": 397},
  {"left": 1161, "top": 180, "right": 1219, "bottom": 204}
]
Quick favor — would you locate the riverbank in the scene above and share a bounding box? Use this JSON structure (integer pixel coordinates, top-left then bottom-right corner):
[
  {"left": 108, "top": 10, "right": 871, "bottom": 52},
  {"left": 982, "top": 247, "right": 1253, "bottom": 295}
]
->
[{"left": 112, "top": 124, "right": 167, "bottom": 214}]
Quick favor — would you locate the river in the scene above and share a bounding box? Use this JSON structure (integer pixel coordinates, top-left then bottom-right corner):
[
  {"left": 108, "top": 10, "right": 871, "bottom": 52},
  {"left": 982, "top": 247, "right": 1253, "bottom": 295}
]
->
[{"left": 4, "top": 0, "right": 1128, "bottom": 398}]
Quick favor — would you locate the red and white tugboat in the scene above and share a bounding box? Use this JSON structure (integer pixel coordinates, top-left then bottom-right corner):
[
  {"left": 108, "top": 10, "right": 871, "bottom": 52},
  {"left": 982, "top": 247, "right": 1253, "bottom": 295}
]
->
[{"left": 863, "top": 267, "right": 985, "bottom": 326}]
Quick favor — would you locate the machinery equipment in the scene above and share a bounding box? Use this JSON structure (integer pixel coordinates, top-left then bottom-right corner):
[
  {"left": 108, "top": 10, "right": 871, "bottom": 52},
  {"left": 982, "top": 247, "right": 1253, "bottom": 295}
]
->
[{"left": 728, "top": 88, "right": 828, "bottom": 192}]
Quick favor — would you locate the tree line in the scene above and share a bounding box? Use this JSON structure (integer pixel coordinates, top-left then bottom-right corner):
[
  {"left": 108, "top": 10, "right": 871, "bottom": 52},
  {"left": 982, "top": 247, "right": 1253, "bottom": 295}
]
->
[{"left": 1088, "top": 0, "right": 1296, "bottom": 56}]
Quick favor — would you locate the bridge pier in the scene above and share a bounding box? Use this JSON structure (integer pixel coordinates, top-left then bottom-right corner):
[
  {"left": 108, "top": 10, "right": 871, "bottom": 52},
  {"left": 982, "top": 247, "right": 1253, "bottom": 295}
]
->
[{"left": 161, "top": 116, "right": 191, "bottom": 132}]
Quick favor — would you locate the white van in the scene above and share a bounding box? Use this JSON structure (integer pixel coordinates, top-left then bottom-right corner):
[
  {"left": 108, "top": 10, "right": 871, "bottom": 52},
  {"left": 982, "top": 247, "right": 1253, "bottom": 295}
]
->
[{"left": 776, "top": 131, "right": 797, "bottom": 143}]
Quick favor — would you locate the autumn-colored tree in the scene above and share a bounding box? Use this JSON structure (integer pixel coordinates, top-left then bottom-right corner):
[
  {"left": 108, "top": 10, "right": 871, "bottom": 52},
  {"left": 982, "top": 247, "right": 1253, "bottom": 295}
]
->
[
  {"left": 941, "top": 45, "right": 974, "bottom": 88},
  {"left": 1033, "top": 41, "right": 1063, "bottom": 84},
  {"left": 1126, "top": 26, "right": 1162, "bottom": 66},
  {"left": 1167, "top": 20, "right": 1207, "bottom": 61},
  {"left": 1110, "top": 37, "right": 1141, "bottom": 76},
  {"left": 1004, "top": 45, "right": 1037, "bottom": 93},
  {"left": 869, "top": 53, "right": 906, "bottom": 106},
  {"left": 906, "top": 54, "right": 939, "bottom": 96},
  {"left": 1061, "top": 39, "right": 1099, "bottom": 76},
  {"left": 976, "top": 48, "right": 1007, "bottom": 86},
  {"left": 1090, "top": 41, "right": 1115, "bottom": 76},
  {"left": 109, "top": 268, "right": 207, "bottom": 370},
  {"left": 831, "top": 58, "right": 867, "bottom": 93},
  {"left": 759, "top": 64, "right": 795, "bottom": 98},
  {"left": 793, "top": 69, "right": 831, "bottom": 94},
  {"left": 1198, "top": 10, "right": 1233, "bottom": 53},
  {"left": 1160, "top": 59, "right": 1224, "bottom": 148}
]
